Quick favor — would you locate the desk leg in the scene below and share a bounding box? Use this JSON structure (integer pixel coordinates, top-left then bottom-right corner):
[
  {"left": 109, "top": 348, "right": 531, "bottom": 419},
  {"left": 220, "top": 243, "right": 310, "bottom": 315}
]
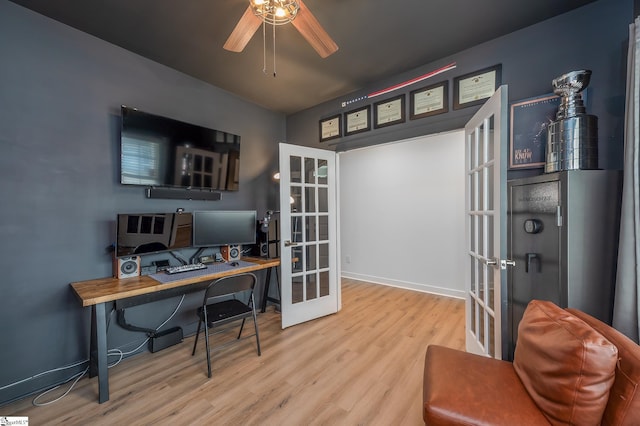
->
[
  {"left": 89, "top": 303, "right": 109, "bottom": 403},
  {"left": 261, "top": 266, "right": 281, "bottom": 313},
  {"left": 261, "top": 267, "right": 272, "bottom": 313}
]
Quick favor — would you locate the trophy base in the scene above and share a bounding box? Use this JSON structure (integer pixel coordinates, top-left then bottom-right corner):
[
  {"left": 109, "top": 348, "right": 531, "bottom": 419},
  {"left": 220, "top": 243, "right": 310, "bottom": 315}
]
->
[{"left": 545, "top": 115, "right": 598, "bottom": 173}]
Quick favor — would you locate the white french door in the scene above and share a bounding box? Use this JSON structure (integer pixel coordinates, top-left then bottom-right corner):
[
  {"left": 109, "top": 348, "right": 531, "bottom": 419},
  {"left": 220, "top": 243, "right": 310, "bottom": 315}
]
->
[
  {"left": 465, "top": 86, "right": 512, "bottom": 358},
  {"left": 278, "top": 143, "right": 340, "bottom": 328}
]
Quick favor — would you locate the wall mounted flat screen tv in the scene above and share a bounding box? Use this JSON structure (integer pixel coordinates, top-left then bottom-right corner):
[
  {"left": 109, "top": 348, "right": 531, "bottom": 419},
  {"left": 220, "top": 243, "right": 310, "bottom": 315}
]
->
[
  {"left": 193, "top": 210, "right": 257, "bottom": 247},
  {"left": 120, "top": 105, "right": 241, "bottom": 191},
  {"left": 116, "top": 212, "right": 193, "bottom": 257}
]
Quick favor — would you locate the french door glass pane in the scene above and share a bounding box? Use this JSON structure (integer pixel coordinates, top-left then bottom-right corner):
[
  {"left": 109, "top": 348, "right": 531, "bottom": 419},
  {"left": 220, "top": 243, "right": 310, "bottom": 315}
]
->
[
  {"left": 305, "top": 157, "right": 315, "bottom": 183},
  {"left": 290, "top": 156, "right": 301, "bottom": 183},
  {"left": 305, "top": 187, "right": 316, "bottom": 212},
  {"left": 292, "top": 216, "right": 303, "bottom": 243},
  {"left": 479, "top": 306, "right": 485, "bottom": 347},
  {"left": 306, "top": 216, "right": 317, "bottom": 242},
  {"left": 317, "top": 159, "right": 328, "bottom": 185},
  {"left": 292, "top": 275, "right": 303, "bottom": 304},
  {"left": 291, "top": 187, "right": 302, "bottom": 213},
  {"left": 319, "top": 243, "right": 329, "bottom": 268},
  {"left": 306, "top": 245, "right": 317, "bottom": 270},
  {"left": 487, "top": 116, "right": 495, "bottom": 161},
  {"left": 306, "top": 273, "right": 317, "bottom": 300},
  {"left": 320, "top": 271, "right": 329, "bottom": 297},
  {"left": 470, "top": 257, "right": 476, "bottom": 295},
  {"left": 471, "top": 301, "right": 476, "bottom": 335},
  {"left": 489, "top": 316, "right": 495, "bottom": 357},
  {"left": 318, "top": 188, "right": 328, "bottom": 212},
  {"left": 487, "top": 164, "right": 494, "bottom": 208},
  {"left": 291, "top": 246, "right": 303, "bottom": 273},
  {"left": 319, "top": 215, "right": 329, "bottom": 240}
]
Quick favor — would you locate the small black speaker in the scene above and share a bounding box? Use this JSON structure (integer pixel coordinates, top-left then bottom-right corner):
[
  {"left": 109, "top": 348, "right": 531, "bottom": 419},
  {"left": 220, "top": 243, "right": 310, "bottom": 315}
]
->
[{"left": 146, "top": 187, "right": 221, "bottom": 201}]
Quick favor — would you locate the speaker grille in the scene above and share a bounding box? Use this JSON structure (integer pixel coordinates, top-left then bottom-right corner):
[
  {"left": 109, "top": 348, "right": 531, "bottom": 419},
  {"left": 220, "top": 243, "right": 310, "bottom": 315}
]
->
[{"left": 146, "top": 187, "right": 222, "bottom": 201}]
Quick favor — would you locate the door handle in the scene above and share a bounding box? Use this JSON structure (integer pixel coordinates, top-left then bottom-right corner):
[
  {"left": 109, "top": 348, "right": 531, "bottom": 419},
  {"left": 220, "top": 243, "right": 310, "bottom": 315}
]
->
[
  {"left": 500, "top": 259, "right": 516, "bottom": 269},
  {"left": 484, "top": 258, "right": 498, "bottom": 266},
  {"left": 284, "top": 240, "right": 299, "bottom": 247}
]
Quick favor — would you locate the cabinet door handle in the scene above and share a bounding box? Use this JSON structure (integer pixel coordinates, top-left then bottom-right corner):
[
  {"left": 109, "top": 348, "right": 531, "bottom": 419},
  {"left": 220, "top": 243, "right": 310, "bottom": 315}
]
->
[{"left": 526, "top": 253, "right": 540, "bottom": 273}]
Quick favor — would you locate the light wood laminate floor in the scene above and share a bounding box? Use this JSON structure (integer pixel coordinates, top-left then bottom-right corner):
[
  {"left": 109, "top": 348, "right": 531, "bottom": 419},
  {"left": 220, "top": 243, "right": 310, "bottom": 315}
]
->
[{"left": 4, "top": 279, "right": 465, "bottom": 425}]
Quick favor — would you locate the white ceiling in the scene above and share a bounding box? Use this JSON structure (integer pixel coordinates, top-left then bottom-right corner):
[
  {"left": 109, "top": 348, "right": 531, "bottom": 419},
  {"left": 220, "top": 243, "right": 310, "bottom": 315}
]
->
[{"left": 10, "top": 0, "right": 597, "bottom": 114}]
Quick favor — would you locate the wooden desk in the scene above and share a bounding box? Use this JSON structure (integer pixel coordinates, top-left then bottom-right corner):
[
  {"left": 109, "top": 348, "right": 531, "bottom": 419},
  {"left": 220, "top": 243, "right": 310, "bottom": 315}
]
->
[{"left": 70, "top": 257, "right": 280, "bottom": 403}]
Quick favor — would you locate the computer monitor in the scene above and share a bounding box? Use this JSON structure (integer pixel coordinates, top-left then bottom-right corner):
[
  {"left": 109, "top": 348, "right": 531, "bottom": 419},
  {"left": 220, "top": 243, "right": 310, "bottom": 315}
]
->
[
  {"left": 116, "top": 212, "right": 193, "bottom": 257},
  {"left": 192, "top": 210, "right": 257, "bottom": 247}
]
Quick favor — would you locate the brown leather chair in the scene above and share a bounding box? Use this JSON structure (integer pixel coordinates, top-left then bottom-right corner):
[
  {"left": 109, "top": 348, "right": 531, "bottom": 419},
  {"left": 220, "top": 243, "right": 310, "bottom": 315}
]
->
[{"left": 423, "top": 300, "right": 640, "bottom": 425}]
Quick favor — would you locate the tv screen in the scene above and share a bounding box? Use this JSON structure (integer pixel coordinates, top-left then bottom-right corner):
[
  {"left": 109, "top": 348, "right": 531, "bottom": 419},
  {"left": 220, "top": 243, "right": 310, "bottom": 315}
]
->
[
  {"left": 116, "top": 212, "right": 193, "bottom": 257},
  {"left": 193, "top": 210, "right": 257, "bottom": 247},
  {"left": 120, "top": 105, "right": 241, "bottom": 191}
]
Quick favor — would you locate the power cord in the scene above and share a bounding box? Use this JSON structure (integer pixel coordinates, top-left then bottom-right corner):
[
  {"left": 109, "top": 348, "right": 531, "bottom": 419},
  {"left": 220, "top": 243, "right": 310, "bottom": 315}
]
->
[{"left": 0, "top": 295, "right": 186, "bottom": 407}]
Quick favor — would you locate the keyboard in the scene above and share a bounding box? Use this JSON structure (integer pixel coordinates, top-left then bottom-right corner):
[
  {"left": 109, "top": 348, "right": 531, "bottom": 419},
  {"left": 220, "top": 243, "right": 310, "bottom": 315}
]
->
[{"left": 165, "top": 263, "right": 207, "bottom": 275}]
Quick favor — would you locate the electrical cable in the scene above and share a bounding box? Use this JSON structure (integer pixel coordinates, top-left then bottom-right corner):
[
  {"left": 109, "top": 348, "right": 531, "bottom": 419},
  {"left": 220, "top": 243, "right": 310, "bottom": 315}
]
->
[{"left": 9, "top": 295, "right": 187, "bottom": 406}]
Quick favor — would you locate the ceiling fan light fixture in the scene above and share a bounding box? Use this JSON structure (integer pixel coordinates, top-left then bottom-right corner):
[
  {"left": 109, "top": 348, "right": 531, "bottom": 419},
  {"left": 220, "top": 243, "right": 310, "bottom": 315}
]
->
[{"left": 250, "top": 0, "right": 299, "bottom": 25}]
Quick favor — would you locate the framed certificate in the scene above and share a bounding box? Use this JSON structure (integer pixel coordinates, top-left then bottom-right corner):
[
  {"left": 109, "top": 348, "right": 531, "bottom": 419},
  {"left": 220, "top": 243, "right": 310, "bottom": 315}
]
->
[
  {"left": 344, "top": 105, "right": 371, "bottom": 136},
  {"left": 509, "top": 94, "right": 560, "bottom": 169},
  {"left": 319, "top": 114, "right": 342, "bottom": 142},
  {"left": 410, "top": 81, "right": 448, "bottom": 120},
  {"left": 453, "top": 64, "right": 502, "bottom": 110},
  {"left": 374, "top": 95, "right": 405, "bottom": 128}
]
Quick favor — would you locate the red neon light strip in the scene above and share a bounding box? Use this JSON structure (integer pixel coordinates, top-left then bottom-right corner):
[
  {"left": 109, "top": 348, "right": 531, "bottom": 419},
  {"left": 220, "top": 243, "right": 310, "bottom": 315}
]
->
[{"left": 367, "top": 62, "right": 457, "bottom": 99}]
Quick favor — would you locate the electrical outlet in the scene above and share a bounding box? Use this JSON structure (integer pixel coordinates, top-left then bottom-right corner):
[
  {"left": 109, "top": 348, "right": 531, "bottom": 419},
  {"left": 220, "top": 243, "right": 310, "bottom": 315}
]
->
[{"left": 345, "top": 255, "right": 351, "bottom": 264}]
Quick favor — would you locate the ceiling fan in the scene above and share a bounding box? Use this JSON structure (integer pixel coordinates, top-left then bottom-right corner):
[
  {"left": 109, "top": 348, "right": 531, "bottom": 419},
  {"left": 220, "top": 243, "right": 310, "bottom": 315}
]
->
[{"left": 223, "top": 0, "right": 338, "bottom": 58}]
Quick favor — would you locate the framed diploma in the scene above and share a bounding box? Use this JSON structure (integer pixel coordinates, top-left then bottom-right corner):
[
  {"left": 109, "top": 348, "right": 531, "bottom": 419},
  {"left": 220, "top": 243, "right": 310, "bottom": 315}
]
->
[
  {"left": 319, "top": 114, "right": 342, "bottom": 142},
  {"left": 374, "top": 95, "right": 405, "bottom": 128},
  {"left": 344, "top": 105, "right": 371, "bottom": 136},
  {"left": 453, "top": 64, "right": 502, "bottom": 110},
  {"left": 410, "top": 81, "right": 448, "bottom": 120},
  {"left": 509, "top": 94, "right": 560, "bottom": 169}
]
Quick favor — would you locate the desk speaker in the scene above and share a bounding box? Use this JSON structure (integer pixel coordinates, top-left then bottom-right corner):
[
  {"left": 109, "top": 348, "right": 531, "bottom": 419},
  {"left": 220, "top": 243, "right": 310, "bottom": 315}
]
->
[
  {"left": 220, "top": 245, "right": 241, "bottom": 261},
  {"left": 114, "top": 256, "right": 141, "bottom": 279}
]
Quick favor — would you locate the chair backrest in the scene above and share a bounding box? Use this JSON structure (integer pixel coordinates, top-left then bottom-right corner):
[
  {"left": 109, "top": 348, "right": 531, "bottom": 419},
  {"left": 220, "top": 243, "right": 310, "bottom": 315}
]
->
[
  {"left": 567, "top": 308, "right": 640, "bottom": 426},
  {"left": 202, "top": 273, "right": 257, "bottom": 304}
]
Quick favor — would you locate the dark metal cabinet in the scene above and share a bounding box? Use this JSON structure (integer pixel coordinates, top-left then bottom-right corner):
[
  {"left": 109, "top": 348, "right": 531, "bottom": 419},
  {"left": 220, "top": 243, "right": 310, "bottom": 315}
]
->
[{"left": 505, "top": 170, "right": 622, "bottom": 360}]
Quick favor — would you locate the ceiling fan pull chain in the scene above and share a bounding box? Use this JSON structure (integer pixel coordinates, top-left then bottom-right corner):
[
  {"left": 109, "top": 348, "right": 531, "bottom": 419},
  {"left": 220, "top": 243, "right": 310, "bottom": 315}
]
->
[
  {"left": 273, "top": 21, "right": 277, "bottom": 77},
  {"left": 262, "top": 19, "right": 267, "bottom": 75}
]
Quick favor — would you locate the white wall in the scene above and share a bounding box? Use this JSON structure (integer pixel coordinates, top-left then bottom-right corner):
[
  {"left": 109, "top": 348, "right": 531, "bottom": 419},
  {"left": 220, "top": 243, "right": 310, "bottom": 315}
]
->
[{"left": 339, "top": 130, "right": 466, "bottom": 298}]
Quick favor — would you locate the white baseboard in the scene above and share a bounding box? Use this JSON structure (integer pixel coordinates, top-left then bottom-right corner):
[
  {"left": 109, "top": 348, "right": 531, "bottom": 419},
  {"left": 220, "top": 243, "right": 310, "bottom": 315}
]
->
[{"left": 341, "top": 271, "right": 465, "bottom": 300}]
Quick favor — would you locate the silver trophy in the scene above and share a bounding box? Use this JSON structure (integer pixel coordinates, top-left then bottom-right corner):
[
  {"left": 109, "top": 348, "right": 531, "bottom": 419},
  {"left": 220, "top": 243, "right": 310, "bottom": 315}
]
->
[{"left": 545, "top": 70, "right": 598, "bottom": 173}]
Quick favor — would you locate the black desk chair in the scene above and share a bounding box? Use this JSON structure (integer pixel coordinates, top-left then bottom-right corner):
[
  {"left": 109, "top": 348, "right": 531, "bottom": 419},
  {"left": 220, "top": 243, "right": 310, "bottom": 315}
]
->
[{"left": 191, "top": 273, "right": 261, "bottom": 378}]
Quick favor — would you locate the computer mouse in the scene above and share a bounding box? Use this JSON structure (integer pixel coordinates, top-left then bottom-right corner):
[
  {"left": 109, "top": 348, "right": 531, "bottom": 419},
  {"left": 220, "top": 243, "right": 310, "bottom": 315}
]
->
[{"left": 230, "top": 261, "right": 239, "bottom": 267}]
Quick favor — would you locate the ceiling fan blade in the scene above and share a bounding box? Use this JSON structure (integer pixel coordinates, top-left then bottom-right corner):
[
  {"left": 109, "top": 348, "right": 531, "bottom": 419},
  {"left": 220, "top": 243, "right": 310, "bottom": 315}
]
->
[
  {"left": 223, "top": 6, "right": 262, "bottom": 52},
  {"left": 291, "top": 0, "right": 338, "bottom": 58}
]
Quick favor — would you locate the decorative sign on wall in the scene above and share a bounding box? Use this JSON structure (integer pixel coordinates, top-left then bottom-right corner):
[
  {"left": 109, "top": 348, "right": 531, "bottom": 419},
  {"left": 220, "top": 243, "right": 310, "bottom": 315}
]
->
[{"left": 509, "top": 94, "right": 561, "bottom": 169}]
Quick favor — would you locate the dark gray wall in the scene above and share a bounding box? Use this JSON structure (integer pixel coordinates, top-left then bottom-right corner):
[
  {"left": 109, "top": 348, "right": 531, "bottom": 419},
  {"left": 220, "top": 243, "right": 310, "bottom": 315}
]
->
[
  {"left": 0, "top": 0, "right": 633, "bottom": 406},
  {"left": 0, "top": 2, "right": 285, "bottom": 404},
  {"left": 287, "top": 0, "right": 632, "bottom": 180}
]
